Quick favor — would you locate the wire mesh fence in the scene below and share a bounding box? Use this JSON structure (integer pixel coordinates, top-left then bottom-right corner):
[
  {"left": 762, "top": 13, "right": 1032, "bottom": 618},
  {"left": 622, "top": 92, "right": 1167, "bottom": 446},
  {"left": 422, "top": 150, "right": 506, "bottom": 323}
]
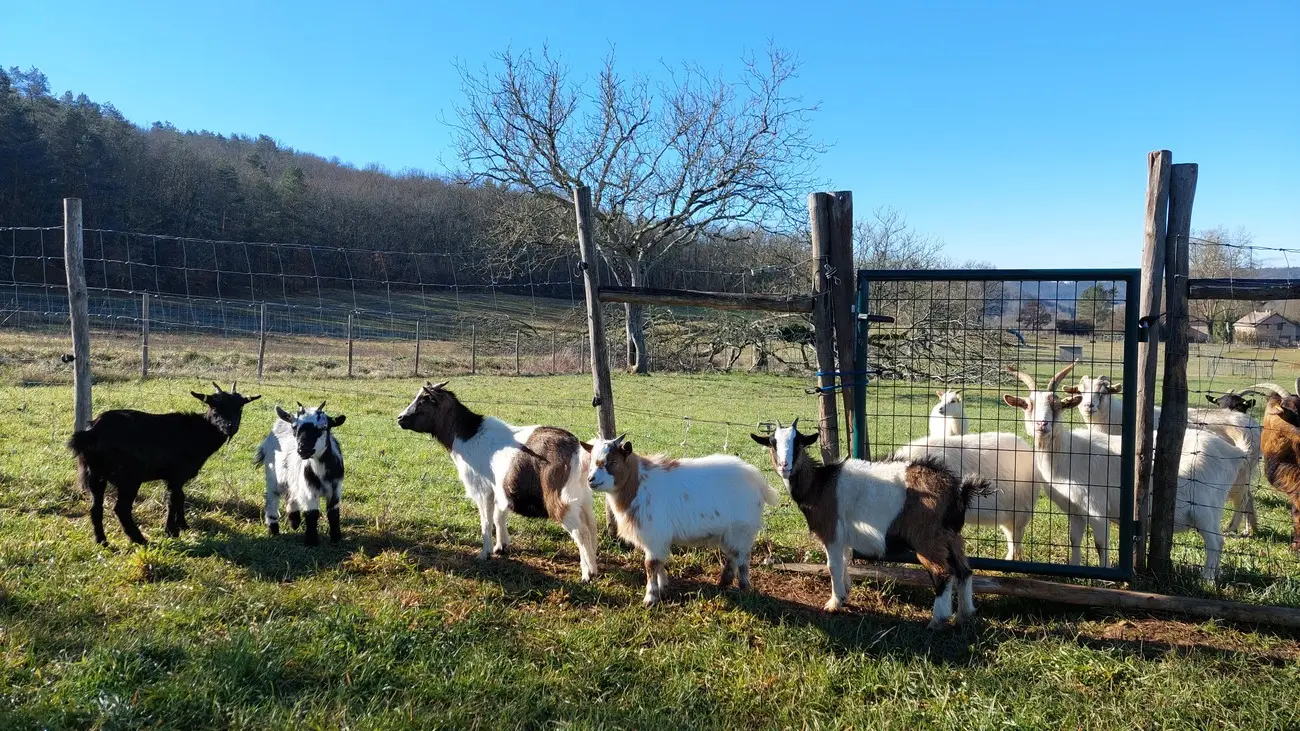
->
[
  {"left": 857, "top": 269, "right": 1139, "bottom": 580},
  {"left": 1, "top": 225, "right": 815, "bottom": 382}
]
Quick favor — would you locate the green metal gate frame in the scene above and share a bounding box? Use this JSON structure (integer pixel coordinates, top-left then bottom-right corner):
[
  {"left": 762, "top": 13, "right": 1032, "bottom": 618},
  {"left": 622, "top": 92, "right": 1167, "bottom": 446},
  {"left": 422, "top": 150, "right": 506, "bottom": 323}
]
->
[{"left": 853, "top": 267, "right": 1141, "bottom": 581}]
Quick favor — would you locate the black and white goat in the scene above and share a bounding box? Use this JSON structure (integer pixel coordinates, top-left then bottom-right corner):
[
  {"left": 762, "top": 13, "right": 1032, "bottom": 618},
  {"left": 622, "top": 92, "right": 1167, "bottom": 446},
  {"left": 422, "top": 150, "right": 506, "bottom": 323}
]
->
[
  {"left": 67, "top": 382, "right": 260, "bottom": 545},
  {"left": 254, "top": 401, "right": 346, "bottom": 545},
  {"left": 752, "top": 420, "right": 989, "bottom": 628},
  {"left": 397, "top": 381, "right": 598, "bottom": 581}
]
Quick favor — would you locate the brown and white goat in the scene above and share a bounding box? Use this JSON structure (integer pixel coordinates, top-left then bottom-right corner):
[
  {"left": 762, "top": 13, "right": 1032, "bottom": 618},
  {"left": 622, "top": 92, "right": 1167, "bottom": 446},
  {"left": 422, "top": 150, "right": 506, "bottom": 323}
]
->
[
  {"left": 752, "top": 421, "right": 989, "bottom": 628},
  {"left": 1243, "top": 379, "right": 1300, "bottom": 551},
  {"left": 582, "top": 435, "right": 779, "bottom": 605},
  {"left": 397, "top": 381, "right": 599, "bottom": 580}
]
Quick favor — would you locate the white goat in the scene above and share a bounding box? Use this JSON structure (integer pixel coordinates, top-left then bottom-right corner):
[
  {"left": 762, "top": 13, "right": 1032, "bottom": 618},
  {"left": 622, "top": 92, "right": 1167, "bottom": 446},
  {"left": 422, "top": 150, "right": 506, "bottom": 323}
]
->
[
  {"left": 928, "top": 389, "right": 968, "bottom": 437},
  {"left": 893, "top": 430, "right": 1040, "bottom": 561},
  {"left": 255, "top": 402, "right": 346, "bottom": 546},
  {"left": 1069, "top": 376, "right": 1262, "bottom": 535},
  {"left": 397, "top": 381, "right": 599, "bottom": 581},
  {"left": 1005, "top": 364, "right": 1245, "bottom": 581},
  {"left": 583, "top": 435, "right": 778, "bottom": 606},
  {"left": 752, "top": 421, "right": 989, "bottom": 628}
]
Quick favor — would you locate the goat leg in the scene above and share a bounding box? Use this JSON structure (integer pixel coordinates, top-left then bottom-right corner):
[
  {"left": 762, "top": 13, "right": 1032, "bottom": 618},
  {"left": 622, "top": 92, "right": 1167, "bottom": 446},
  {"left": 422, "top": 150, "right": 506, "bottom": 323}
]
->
[
  {"left": 303, "top": 509, "right": 320, "bottom": 547},
  {"left": 113, "top": 481, "right": 148, "bottom": 545},
  {"left": 327, "top": 498, "right": 341, "bottom": 543},
  {"left": 86, "top": 473, "right": 108, "bottom": 546}
]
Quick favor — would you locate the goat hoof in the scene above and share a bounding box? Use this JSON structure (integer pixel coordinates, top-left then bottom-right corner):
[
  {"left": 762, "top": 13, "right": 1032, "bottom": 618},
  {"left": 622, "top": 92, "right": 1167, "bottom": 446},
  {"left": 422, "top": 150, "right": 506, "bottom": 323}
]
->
[
  {"left": 304, "top": 535, "right": 319, "bottom": 547},
  {"left": 330, "top": 533, "right": 342, "bottom": 543},
  {"left": 823, "top": 598, "right": 842, "bottom": 613},
  {"left": 927, "top": 617, "right": 949, "bottom": 630},
  {"left": 164, "top": 527, "right": 179, "bottom": 539},
  {"left": 643, "top": 595, "right": 660, "bottom": 607},
  {"left": 267, "top": 523, "right": 280, "bottom": 536},
  {"left": 476, "top": 551, "right": 491, "bottom": 561}
]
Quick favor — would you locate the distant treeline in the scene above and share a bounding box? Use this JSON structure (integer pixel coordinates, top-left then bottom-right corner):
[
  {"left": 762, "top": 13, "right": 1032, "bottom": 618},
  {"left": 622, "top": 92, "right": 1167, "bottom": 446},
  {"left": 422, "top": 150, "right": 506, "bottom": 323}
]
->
[{"left": 0, "top": 66, "right": 807, "bottom": 301}]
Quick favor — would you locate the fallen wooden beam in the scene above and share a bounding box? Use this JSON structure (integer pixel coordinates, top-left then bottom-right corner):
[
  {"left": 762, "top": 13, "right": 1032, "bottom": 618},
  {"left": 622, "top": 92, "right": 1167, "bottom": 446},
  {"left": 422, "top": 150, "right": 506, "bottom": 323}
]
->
[
  {"left": 1188, "top": 278, "right": 1300, "bottom": 301},
  {"left": 774, "top": 562, "right": 1300, "bottom": 629},
  {"left": 598, "top": 285, "right": 815, "bottom": 313}
]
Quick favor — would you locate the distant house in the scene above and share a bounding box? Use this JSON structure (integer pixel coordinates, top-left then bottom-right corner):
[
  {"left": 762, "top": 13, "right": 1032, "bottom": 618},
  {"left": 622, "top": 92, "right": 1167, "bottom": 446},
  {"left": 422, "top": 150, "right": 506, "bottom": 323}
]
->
[
  {"left": 1055, "top": 319, "right": 1094, "bottom": 336},
  {"left": 1234, "top": 310, "right": 1300, "bottom": 346},
  {"left": 1189, "top": 322, "right": 1211, "bottom": 344}
]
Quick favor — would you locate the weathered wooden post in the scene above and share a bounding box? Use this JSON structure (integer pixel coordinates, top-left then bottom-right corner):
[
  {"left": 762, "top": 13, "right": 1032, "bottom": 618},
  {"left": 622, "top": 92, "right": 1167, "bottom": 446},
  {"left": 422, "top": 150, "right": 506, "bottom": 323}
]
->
[
  {"left": 64, "top": 198, "right": 92, "bottom": 430},
  {"left": 828, "top": 191, "right": 857, "bottom": 456},
  {"left": 470, "top": 324, "right": 477, "bottom": 374},
  {"left": 347, "top": 312, "right": 354, "bottom": 378},
  {"left": 414, "top": 318, "right": 422, "bottom": 377},
  {"left": 1149, "top": 162, "right": 1198, "bottom": 576},
  {"left": 807, "top": 193, "right": 841, "bottom": 463},
  {"left": 574, "top": 185, "right": 619, "bottom": 537},
  {"left": 140, "top": 292, "right": 150, "bottom": 379},
  {"left": 257, "top": 302, "right": 267, "bottom": 382},
  {"left": 551, "top": 331, "right": 557, "bottom": 374},
  {"left": 1134, "top": 150, "right": 1171, "bottom": 573},
  {"left": 515, "top": 331, "right": 522, "bottom": 375}
]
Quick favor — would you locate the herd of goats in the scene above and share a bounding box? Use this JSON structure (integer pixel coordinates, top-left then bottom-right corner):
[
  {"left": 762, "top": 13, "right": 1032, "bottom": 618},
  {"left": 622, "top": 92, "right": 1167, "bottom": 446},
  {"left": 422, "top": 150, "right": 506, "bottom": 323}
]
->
[{"left": 63, "top": 363, "right": 1300, "bottom": 629}]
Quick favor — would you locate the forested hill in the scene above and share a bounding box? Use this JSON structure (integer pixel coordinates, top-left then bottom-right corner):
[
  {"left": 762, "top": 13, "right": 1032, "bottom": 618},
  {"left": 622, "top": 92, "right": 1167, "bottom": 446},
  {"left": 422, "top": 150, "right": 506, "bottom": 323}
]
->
[{"left": 0, "top": 66, "right": 499, "bottom": 257}]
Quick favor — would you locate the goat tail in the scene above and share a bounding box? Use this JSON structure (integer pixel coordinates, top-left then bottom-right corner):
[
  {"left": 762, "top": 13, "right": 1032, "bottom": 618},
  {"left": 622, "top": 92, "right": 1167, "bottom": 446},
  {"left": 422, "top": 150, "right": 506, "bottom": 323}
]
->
[
  {"left": 760, "top": 480, "right": 782, "bottom": 507},
  {"left": 67, "top": 429, "right": 95, "bottom": 456},
  {"left": 960, "top": 475, "right": 994, "bottom": 510},
  {"left": 253, "top": 443, "right": 268, "bottom": 468}
]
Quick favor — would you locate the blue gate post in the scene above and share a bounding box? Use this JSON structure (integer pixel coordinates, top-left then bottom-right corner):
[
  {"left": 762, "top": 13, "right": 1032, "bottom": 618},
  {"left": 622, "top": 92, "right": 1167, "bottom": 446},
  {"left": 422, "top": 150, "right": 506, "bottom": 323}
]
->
[{"left": 853, "top": 277, "right": 869, "bottom": 460}]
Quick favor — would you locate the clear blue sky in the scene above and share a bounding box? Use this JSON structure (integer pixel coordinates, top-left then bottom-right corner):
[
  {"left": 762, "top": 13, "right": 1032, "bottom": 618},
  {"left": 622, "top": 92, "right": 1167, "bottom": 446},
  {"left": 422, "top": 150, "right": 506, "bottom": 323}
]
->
[{"left": 4, "top": 0, "right": 1297, "bottom": 268}]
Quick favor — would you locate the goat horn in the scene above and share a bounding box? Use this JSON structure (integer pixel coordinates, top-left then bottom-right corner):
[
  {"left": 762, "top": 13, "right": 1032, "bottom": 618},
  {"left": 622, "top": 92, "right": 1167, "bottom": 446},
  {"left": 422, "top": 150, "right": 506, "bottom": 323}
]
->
[
  {"left": 318, "top": 400, "right": 327, "bottom": 412},
  {"left": 1046, "top": 361, "right": 1079, "bottom": 392},
  {"left": 791, "top": 416, "right": 800, "bottom": 431},
  {"left": 211, "top": 381, "right": 224, "bottom": 393},
  {"left": 231, "top": 381, "right": 237, "bottom": 393},
  {"left": 612, "top": 433, "right": 626, "bottom": 445},
  {"left": 1007, "top": 366, "right": 1038, "bottom": 391},
  {"left": 1294, "top": 377, "right": 1299, "bottom": 395},
  {"left": 1244, "top": 382, "right": 1292, "bottom": 398},
  {"left": 775, "top": 418, "right": 783, "bottom": 429}
]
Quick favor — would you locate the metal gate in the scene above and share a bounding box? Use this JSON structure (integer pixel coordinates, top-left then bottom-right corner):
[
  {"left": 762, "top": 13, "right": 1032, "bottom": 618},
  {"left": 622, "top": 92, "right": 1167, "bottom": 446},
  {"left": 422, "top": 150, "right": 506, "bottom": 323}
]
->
[{"left": 853, "top": 268, "right": 1141, "bottom": 580}]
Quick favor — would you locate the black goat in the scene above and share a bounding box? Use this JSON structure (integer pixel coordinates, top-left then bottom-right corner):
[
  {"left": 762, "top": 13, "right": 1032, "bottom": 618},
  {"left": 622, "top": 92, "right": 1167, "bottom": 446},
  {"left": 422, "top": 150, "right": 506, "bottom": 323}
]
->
[{"left": 67, "top": 382, "right": 260, "bottom": 545}]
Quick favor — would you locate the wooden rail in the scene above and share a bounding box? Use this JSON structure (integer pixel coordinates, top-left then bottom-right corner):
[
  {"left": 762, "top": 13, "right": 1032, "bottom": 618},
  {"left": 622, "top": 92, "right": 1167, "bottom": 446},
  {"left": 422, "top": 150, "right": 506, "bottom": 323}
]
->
[{"left": 596, "top": 285, "right": 814, "bottom": 313}]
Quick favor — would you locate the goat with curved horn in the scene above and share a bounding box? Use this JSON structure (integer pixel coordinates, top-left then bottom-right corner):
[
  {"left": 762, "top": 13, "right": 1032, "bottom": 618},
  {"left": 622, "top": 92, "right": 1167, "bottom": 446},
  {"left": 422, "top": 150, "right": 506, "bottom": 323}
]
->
[
  {"left": 211, "top": 381, "right": 225, "bottom": 393},
  {"left": 1007, "top": 366, "right": 1038, "bottom": 391},
  {"left": 1243, "top": 383, "right": 1293, "bottom": 398},
  {"left": 1046, "top": 362, "right": 1079, "bottom": 392}
]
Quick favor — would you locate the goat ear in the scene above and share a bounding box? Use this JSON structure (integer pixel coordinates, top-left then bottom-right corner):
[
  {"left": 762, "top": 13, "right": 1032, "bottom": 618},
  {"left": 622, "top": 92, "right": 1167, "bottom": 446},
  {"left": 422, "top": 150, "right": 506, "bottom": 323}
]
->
[
  {"left": 750, "top": 433, "right": 772, "bottom": 447},
  {"left": 797, "top": 431, "right": 819, "bottom": 448},
  {"left": 243, "top": 394, "right": 261, "bottom": 403},
  {"left": 1061, "top": 394, "right": 1083, "bottom": 409},
  {"left": 190, "top": 391, "right": 208, "bottom": 403},
  {"left": 620, "top": 440, "right": 633, "bottom": 455},
  {"left": 1003, "top": 394, "right": 1029, "bottom": 409},
  {"left": 328, "top": 415, "right": 346, "bottom": 428},
  {"left": 276, "top": 406, "right": 295, "bottom": 423},
  {"left": 580, "top": 441, "right": 593, "bottom": 453},
  {"left": 936, "top": 390, "right": 944, "bottom": 398},
  {"left": 1206, "top": 394, "right": 1218, "bottom": 404}
]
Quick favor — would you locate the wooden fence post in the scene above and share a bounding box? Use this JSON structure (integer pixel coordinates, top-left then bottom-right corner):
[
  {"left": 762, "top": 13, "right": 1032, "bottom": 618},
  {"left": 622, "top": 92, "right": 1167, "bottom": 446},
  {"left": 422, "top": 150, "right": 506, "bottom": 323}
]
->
[
  {"left": 140, "top": 292, "right": 150, "bottom": 380},
  {"left": 470, "top": 325, "right": 477, "bottom": 374},
  {"left": 63, "top": 198, "right": 92, "bottom": 431},
  {"left": 828, "top": 191, "right": 857, "bottom": 457},
  {"left": 807, "top": 193, "right": 841, "bottom": 463},
  {"left": 1135, "top": 150, "right": 1171, "bottom": 574},
  {"left": 414, "top": 318, "right": 422, "bottom": 377},
  {"left": 257, "top": 303, "right": 267, "bottom": 382},
  {"left": 1149, "top": 162, "right": 1198, "bottom": 576},
  {"left": 515, "top": 331, "right": 522, "bottom": 375},
  {"left": 551, "top": 332, "right": 557, "bottom": 374},
  {"left": 574, "top": 185, "right": 620, "bottom": 537},
  {"left": 347, "top": 313, "right": 354, "bottom": 378}
]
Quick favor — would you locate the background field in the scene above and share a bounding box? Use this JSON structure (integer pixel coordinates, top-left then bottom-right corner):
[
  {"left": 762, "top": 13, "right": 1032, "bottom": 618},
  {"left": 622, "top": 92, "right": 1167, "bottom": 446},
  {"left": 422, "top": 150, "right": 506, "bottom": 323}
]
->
[{"left": 3, "top": 348, "right": 1300, "bottom": 728}]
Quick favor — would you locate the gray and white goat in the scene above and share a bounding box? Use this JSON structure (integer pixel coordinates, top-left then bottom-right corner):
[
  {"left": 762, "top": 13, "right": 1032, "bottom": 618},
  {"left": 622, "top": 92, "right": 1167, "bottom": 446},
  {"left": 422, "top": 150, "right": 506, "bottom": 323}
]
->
[{"left": 255, "top": 401, "right": 346, "bottom": 545}]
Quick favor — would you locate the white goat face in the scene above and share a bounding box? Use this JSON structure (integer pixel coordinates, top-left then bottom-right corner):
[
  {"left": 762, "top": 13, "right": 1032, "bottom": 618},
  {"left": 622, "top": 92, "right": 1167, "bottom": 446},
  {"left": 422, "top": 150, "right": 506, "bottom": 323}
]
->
[
  {"left": 1003, "top": 392, "right": 1079, "bottom": 441},
  {"left": 581, "top": 437, "right": 631, "bottom": 492},
  {"left": 1072, "top": 376, "right": 1118, "bottom": 418},
  {"left": 935, "top": 390, "right": 962, "bottom": 416},
  {"left": 772, "top": 426, "right": 800, "bottom": 479}
]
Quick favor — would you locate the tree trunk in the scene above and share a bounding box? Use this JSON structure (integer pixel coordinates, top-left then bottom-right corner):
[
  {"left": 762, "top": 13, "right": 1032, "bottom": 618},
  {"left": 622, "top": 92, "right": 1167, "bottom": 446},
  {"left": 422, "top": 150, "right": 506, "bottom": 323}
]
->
[{"left": 625, "top": 263, "right": 649, "bottom": 373}]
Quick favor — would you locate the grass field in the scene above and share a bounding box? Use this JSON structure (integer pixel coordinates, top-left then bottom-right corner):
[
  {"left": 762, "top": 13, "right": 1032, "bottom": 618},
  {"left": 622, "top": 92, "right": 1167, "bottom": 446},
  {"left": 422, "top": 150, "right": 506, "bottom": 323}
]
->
[{"left": 3, "top": 340, "right": 1300, "bottom": 728}]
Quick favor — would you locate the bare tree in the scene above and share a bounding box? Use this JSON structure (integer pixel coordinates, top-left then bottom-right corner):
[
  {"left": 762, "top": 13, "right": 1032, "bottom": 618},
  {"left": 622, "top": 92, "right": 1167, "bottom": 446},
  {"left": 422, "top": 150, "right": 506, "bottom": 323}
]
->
[
  {"left": 854, "top": 207, "right": 947, "bottom": 270},
  {"left": 1189, "top": 226, "right": 1259, "bottom": 341},
  {"left": 452, "top": 45, "right": 822, "bottom": 372}
]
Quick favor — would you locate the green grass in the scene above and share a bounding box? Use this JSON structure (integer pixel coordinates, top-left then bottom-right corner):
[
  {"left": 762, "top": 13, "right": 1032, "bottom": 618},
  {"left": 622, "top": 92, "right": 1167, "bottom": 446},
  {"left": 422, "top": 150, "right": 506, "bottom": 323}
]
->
[{"left": 3, "top": 364, "right": 1300, "bottom": 727}]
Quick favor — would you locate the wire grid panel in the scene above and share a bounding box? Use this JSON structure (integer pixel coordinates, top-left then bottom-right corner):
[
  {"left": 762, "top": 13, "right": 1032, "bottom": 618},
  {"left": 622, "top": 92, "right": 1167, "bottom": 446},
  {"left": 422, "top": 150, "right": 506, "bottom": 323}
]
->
[{"left": 856, "top": 268, "right": 1140, "bottom": 581}]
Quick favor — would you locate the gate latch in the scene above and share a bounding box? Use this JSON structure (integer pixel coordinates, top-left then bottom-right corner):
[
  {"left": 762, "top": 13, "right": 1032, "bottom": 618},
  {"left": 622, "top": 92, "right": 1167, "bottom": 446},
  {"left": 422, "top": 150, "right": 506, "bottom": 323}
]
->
[{"left": 858, "top": 314, "right": 895, "bottom": 324}]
